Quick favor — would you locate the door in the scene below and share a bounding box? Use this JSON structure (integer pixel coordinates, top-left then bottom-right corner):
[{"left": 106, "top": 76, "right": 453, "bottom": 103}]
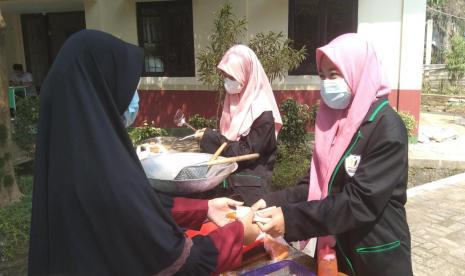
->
[{"left": 21, "top": 11, "right": 85, "bottom": 90}]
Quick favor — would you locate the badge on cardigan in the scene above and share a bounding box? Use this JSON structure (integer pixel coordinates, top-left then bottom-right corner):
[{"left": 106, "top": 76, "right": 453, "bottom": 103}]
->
[{"left": 345, "top": 154, "right": 361, "bottom": 177}]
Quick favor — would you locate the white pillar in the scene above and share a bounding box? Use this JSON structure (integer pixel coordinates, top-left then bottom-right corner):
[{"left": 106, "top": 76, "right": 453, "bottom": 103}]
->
[{"left": 425, "top": 19, "right": 433, "bottom": 65}]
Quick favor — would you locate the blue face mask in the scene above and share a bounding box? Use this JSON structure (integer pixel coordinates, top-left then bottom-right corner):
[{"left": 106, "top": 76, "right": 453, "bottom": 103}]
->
[
  {"left": 122, "top": 91, "right": 139, "bottom": 128},
  {"left": 320, "top": 78, "right": 352, "bottom": 109}
]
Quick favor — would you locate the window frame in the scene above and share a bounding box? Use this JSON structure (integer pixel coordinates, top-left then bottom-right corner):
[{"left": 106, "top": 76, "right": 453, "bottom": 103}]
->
[
  {"left": 288, "top": 0, "right": 358, "bottom": 75},
  {"left": 136, "top": 0, "right": 195, "bottom": 77}
]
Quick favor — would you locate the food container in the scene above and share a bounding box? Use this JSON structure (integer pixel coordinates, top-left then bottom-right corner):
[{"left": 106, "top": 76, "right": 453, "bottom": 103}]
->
[
  {"left": 239, "top": 259, "right": 315, "bottom": 276},
  {"left": 136, "top": 143, "right": 168, "bottom": 159}
]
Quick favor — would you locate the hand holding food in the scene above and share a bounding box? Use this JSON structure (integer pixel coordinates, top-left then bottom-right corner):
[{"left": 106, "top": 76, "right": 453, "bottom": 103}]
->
[
  {"left": 207, "top": 197, "right": 243, "bottom": 227},
  {"left": 225, "top": 206, "right": 274, "bottom": 223},
  {"left": 194, "top": 128, "right": 207, "bottom": 140},
  {"left": 255, "top": 207, "right": 285, "bottom": 238}
]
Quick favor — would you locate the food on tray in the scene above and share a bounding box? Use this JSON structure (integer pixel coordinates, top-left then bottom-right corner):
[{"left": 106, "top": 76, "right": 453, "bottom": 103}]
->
[
  {"left": 136, "top": 143, "right": 168, "bottom": 160},
  {"left": 265, "top": 266, "right": 294, "bottom": 276},
  {"left": 149, "top": 144, "right": 163, "bottom": 153},
  {"left": 263, "top": 235, "right": 289, "bottom": 261}
]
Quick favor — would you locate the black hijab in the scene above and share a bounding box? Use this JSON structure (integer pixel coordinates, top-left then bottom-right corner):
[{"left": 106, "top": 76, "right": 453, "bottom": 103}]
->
[{"left": 29, "top": 30, "right": 187, "bottom": 275}]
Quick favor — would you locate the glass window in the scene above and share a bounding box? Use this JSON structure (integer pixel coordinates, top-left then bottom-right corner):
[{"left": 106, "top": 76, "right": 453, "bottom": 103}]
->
[
  {"left": 136, "top": 0, "right": 195, "bottom": 77},
  {"left": 289, "top": 0, "right": 358, "bottom": 75}
]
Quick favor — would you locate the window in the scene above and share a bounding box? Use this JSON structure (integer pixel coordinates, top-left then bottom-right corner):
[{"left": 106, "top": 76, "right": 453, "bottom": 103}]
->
[
  {"left": 289, "top": 0, "right": 358, "bottom": 75},
  {"left": 136, "top": 0, "right": 195, "bottom": 77}
]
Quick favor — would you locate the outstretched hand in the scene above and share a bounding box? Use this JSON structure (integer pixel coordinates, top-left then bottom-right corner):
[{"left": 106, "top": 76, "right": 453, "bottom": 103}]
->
[
  {"left": 207, "top": 198, "right": 243, "bottom": 226},
  {"left": 194, "top": 128, "right": 206, "bottom": 140},
  {"left": 256, "top": 207, "right": 285, "bottom": 238}
]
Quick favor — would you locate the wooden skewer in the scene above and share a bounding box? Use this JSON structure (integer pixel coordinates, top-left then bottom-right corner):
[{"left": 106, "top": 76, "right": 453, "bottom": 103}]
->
[
  {"left": 210, "top": 142, "right": 228, "bottom": 161},
  {"left": 206, "top": 153, "right": 259, "bottom": 166}
]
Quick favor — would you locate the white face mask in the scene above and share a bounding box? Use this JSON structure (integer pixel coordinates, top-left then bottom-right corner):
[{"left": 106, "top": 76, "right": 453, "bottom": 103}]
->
[
  {"left": 122, "top": 91, "right": 139, "bottom": 128},
  {"left": 320, "top": 78, "right": 352, "bottom": 109},
  {"left": 224, "top": 78, "right": 242, "bottom": 94}
]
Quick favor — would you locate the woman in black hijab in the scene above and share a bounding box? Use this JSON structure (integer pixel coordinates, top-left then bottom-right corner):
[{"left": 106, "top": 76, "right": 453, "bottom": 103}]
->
[{"left": 28, "top": 30, "right": 258, "bottom": 275}]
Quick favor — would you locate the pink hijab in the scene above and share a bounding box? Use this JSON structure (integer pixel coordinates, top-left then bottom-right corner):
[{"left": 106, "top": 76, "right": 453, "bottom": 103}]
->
[
  {"left": 308, "top": 33, "right": 391, "bottom": 249},
  {"left": 217, "top": 45, "right": 282, "bottom": 141}
]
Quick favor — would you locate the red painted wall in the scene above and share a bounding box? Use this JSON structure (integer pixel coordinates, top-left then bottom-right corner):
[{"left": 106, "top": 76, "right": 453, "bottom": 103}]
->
[
  {"left": 135, "top": 90, "right": 321, "bottom": 128},
  {"left": 136, "top": 90, "right": 218, "bottom": 127},
  {"left": 136, "top": 89, "right": 421, "bottom": 134},
  {"left": 388, "top": 89, "right": 421, "bottom": 133}
]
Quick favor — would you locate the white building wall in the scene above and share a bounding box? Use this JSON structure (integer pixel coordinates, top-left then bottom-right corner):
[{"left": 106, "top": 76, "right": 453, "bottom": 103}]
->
[
  {"left": 246, "top": 0, "right": 287, "bottom": 39},
  {"left": 246, "top": 0, "right": 321, "bottom": 90},
  {"left": 358, "top": 0, "right": 426, "bottom": 91},
  {"left": 84, "top": 0, "right": 426, "bottom": 92},
  {"left": 2, "top": 12, "right": 26, "bottom": 74},
  {"left": 83, "top": 0, "right": 138, "bottom": 45},
  {"left": 358, "top": 0, "right": 403, "bottom": 89},
  {"left": 399, "top": 0, "right": 427, "bottom": 90},
  {"left": 2, "top": 0, "right": 426, "bottom": 93}
]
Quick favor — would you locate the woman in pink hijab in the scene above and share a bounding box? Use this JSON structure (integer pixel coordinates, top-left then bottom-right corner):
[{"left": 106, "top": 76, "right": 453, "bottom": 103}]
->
[
  {"left": 251, "top": 34, "right": 412, "bottom": 276},
  {"left": 195, "top": 44, "right": 282, "bottom": 206}
]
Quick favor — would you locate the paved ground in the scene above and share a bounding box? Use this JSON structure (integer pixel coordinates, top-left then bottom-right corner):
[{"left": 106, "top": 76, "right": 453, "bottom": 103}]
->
[
  {"left": 407, "top": 112, "right": 465, "bottom": 275},
  {"left": 409, "top": 112, "right": 465, "bottom": 169},
  {"left": 407, "top": 173, "right": 465, "bottom": 275}
]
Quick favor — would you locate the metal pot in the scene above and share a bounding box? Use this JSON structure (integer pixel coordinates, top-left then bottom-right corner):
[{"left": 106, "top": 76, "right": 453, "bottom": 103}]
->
[{"left": 140, "top": 152, "right": 237, "bottom": 195}]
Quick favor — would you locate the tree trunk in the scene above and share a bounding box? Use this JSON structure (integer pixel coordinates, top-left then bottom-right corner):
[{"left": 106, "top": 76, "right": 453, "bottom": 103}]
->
[
  {"left": 443, "top": 19, "right": 453, "bottom": 53},
  {"left": 0, "top": 10, "right": 22, "bottom": 207}
]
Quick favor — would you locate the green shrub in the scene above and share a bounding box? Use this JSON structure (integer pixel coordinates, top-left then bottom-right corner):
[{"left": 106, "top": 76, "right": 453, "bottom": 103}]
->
[
  {"left": 188, "top": 114, "right": 217, "bottom": 129},
  {"left": 248, "top": 31, "right": 306, "bottom": 83},
  {"left": 446, "top": 34, "right": 465, "bottom": 84},
  {"left": 127, "top": 121, "right": 168, "bottom": 144},
  {"left": 278, "top": 99, "right": 312, "bottom": 149},
  {"left": 272, "top": 144, "right": 311, "bottom": 190},
  {"left": 398, "top": 111, "right": 416, "bottom": 137},
  {"left": 445, "top": 84, "right": 464, "bottom": 95},
  {"left": 12, "top": 97, "right": 40, "bottom": 157},
  {"left": 0, "top": 176, "right": 33, "bottom": 263},
  {"left": 310, "top": 101, "right": 319, "bottom": 126}
]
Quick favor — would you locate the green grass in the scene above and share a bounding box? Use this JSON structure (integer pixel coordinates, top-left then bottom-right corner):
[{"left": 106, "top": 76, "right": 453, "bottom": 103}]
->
[{"left": 0, "top": 176, "right": 32, "bottom": 265}]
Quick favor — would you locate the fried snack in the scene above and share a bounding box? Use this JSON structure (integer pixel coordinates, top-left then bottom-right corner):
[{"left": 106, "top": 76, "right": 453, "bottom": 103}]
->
[
  {"left": 225, "top": 206, "right": 251, "bottom": 221},
  {"left": 226, "top": 211, "right": 236, "bottom": 220},
  {"left": 149, "top": 145, "right": 161, "bottom": 153},
  {"left": 263, "top": 235, "right": 289, "bottom": 261}
]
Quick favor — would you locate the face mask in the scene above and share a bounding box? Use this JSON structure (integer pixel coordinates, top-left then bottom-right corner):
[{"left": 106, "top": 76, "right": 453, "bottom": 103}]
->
[
  {"left": 224, "top": 78, "right": 242, "bottom": 94},
  {"left": 122, "top": 91, "right": 139, "bottom": 128},
  {"left": 320, "top": 78, "right": 352, "bottom": 109}
]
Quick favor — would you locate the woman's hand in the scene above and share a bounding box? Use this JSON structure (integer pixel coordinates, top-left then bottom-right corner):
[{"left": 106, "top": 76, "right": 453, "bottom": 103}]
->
[
  {"left": 194, "top": 128, "right": 206, "bottom": 140},
  {"left": 238, "top": 211, "right": 261, "bottom": 245},
  {"left": 256, "top": 207, "right": 285, "bottom": 238},
  {"left": 251, "top": 199, "right": 267, "bottom": 211},
  {"left": 207, "top": 198, "right": 243, "bottom": 227}
]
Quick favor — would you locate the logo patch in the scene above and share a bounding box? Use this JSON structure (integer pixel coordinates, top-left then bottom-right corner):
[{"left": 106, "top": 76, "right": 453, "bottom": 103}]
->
[{"left": 345, "top": 154, "right": 361, "bottom": 177}]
